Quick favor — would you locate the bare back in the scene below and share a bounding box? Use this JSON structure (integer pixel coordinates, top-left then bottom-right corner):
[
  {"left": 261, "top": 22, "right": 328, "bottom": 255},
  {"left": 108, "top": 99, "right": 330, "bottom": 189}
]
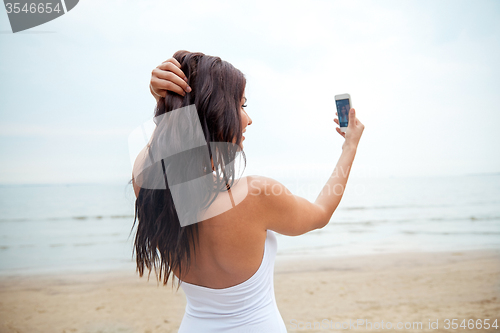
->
[{"left": 172, "top": 176, "right": 267, "bottom": 289}]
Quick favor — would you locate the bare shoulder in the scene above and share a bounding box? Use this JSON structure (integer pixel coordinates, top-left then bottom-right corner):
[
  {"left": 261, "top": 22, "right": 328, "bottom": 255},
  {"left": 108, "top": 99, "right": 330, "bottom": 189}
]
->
[
  {"left": 245, "top": 175, "right": 292, "bottom": 197},
  {"left": 242, "top": 175, "right": 327, "bottom": 236},
  {"left": 242, "top": 175, "right": 296, "bottom": 219}
]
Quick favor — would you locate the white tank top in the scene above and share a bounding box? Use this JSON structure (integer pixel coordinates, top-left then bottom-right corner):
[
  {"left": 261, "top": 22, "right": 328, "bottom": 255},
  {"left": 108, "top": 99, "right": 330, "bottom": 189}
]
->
[{"left": 176, "top": 229, "right": 287, "bottom": 332}]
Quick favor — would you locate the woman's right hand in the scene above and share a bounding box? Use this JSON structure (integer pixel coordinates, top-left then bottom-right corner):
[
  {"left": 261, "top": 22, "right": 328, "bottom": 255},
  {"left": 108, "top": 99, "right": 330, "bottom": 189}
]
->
[
  {"left": 150, "top": 57, "right": 191, "bottom": 100},
  {"left": 334, "top": 108, "right": 364, "bottom": 150}
]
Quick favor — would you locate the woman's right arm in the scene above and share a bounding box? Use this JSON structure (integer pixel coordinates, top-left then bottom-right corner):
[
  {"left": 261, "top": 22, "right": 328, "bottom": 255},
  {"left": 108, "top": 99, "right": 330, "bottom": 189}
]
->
[
  {"left": 150, "top": 57, "right": 191, "bottom": 102},
  {"left": 253, "top": 108, "right": 364, "bottom": 236}
]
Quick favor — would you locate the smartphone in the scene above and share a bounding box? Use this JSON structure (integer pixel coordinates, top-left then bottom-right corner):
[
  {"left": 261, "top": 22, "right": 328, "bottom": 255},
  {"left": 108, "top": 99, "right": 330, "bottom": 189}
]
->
[{"left": 335, "top": 94, "right": 352, "bottom": 133}]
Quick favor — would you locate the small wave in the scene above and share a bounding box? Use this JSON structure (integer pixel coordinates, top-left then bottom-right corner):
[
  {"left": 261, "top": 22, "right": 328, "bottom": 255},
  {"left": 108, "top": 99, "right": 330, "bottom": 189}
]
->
[
  {"left": 74, "top": 242, "right": 99, "bottom": 247},
  {"left": 348, "top": 230, "right": 372, "bottom": 233},
  {"left": 73, "top": 215, "right": 134, "bottom": 221},
  {"left": 341, "top": 202, "right": 500, "bottom": 211},
  {"left": 81, "top": 232, "right": 122, "bottom": 237},
  {"left": 334, "top": 221, "right": 379, "bottom": 225},
  {"left": 0, "top": 214, "right": 135, "bottom": 223},
  {"left": 332, "top": 219, "right": 417, "bottom": 225},
  {"left": 430, "top": 216, "right": 500, "bottom": 222},
  {"left": 333, "top": 216, "right": 500, "bottom": 226},
  {"left": 341, "top": 204, "right": 447, "bottom": 211},
  {"left": 401, "top": 231, "right": 500, "bottom": 235}
]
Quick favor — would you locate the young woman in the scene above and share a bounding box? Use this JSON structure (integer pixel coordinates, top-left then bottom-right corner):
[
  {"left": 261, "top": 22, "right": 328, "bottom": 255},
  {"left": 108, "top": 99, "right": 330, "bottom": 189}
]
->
[{"left": 133, "top": 50, "right": 364, "bottom": 332}]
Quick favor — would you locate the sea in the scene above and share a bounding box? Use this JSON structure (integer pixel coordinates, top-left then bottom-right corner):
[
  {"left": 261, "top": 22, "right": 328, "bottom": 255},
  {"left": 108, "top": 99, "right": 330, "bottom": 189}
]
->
[{"left": 0, "top": 173, "right": 499, "bottom": 276}]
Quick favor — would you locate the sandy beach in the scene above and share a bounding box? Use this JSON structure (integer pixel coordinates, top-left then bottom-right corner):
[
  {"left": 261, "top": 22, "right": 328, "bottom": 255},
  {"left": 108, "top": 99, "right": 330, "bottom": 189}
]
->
[{"left": 0, "top": 249, "right": 499, "bottom": 333}]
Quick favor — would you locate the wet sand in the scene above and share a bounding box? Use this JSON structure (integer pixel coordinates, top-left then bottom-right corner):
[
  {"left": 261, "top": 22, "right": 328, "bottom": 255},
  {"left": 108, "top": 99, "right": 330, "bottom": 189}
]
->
[{"left": 1, "top": 249, "right": 499, "bottom": 333}]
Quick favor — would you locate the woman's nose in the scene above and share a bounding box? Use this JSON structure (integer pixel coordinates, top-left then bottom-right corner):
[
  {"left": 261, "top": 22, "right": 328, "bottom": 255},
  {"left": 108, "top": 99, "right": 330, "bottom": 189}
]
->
[{"left": 247, "top": 112, "right": 252, "bottom": 126}]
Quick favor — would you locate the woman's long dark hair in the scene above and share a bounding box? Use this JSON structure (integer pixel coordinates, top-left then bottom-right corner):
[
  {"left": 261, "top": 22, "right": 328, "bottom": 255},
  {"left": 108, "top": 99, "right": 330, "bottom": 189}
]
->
[{"left": 129, "top": 50, "right": 247, "bottom": 289}]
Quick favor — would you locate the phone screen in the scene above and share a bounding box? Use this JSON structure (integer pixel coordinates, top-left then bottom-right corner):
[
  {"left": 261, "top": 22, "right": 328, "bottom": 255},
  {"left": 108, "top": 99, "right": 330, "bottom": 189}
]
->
[{"left": 335, "top": 99, "right": 350, "bottom": 128}]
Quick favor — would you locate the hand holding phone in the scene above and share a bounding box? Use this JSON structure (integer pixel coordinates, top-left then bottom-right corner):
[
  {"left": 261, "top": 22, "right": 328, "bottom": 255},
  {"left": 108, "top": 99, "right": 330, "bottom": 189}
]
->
[
  {"left": 333, "top": 94, "right": 365, "bottom": 150},
  {"left": 335, "top": 94, "right": 352, "bottom": 133}
]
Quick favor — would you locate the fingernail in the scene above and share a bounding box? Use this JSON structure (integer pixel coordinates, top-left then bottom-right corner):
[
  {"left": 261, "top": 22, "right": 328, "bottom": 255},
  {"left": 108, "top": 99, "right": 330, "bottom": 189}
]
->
[
  {"left": 186, "top": 86, "right": 192, "bottom": 93},
  {"left": 184, "top": 77, "right": 188, "bottom": 83}
]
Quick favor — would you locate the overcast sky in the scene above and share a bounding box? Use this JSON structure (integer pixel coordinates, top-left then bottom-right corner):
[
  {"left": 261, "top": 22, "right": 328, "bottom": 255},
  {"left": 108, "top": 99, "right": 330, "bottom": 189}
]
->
[{"left": 1, "top": 0, "right": 499, "bottom": 185}]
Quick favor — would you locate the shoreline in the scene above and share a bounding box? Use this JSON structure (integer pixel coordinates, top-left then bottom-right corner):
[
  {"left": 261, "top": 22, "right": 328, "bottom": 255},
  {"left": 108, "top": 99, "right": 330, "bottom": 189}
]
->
[
  {"left": 2, "top": 247, "right": 498, "bottom": 279},
  {"left": 1, "top": 249, "right": 499, "bottom": 332}
]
